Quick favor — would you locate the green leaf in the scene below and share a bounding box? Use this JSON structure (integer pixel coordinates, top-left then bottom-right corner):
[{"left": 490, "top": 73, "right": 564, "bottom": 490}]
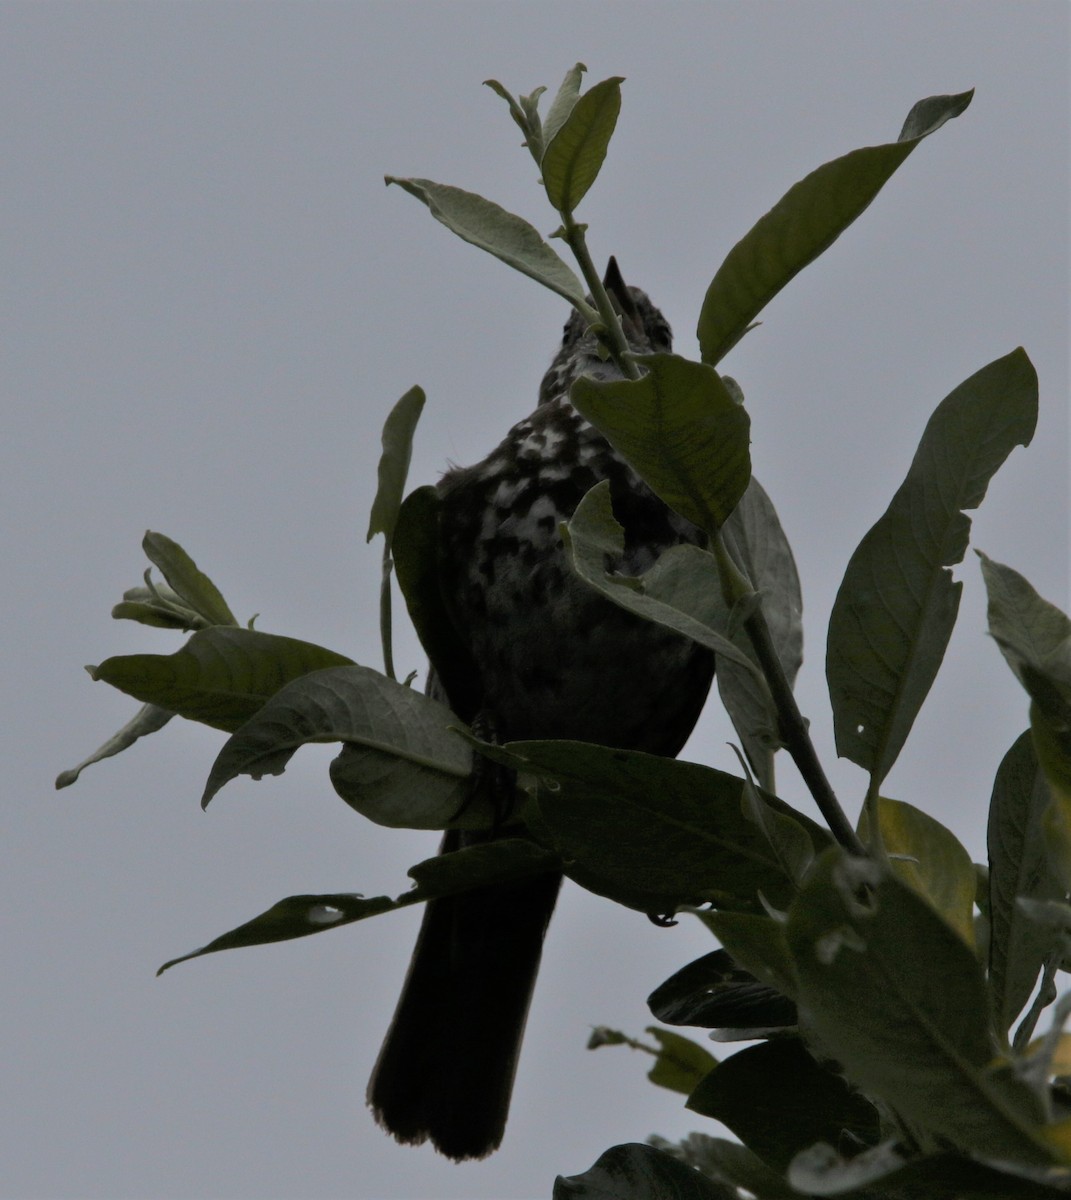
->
[
  {"left": 156, "top": 839, "right": 554, "bottom": 977},
  {"left": 980, "top": 553, "right": 1071, "bottom": 891},
  {"left": 687, "top": 1039, "right": 880, "bottom": 1173},
  {"left": 563, "top": 481, "right": 761, "bottom": 675},
  {"left": 541, "top": 62, "right": 587, "bottom": 150},
  {"left": 392, "top": 486, "right": 482, "bottom": 720},
  {"left": 698, "top": 910, "right": 800, "bottom": 1004},
  {"left": 988, "top": 733, "right": 1065, "bottom": 1037},
  {"left": 786, "top": 850, "right": 1056, "bottom": 1167},
  {"left": 385, "top": 177, "right": 588, "bottom": 309},
  {"left": 88, "top": 628, "right": 355, "bottom": 732},
  {"left": 366, "top": 386, "right": 426, "bottom": 542},
  {"left": 826, "top": 348, "right": 1038, "bottom": 785},
  {"left": 201, "top": 665, "right": 478, "bottom": 828},
  {"left": 142, "top": 531, "right": 237, "bottom": 627},
  {"left": 1033, "top": 708, "right": 1071, "bottom": 893},
  {"left": 645, "top": 1027, "right": 718, "bottom": 1096},
  {"left": 697, "top": 90, "right": 973, "bottom": 365},
  {"left": 722, "top": 476, "right": 803, "bottom": 683},
  {"left": 859, "top": 796, "right": 977, "bottom": 947},
  {"left": 55, "top": 702, "right": 173, "bottom": 789},
  {"left": 502, "top": 740, "right": 828, "bottom": 914},
  {"left": 553, "top": 1142, "right": 736, "bottom": 1200},
  {"left": 980, "top": 552, "right": 1071, "bottom": 728},
  {"left": 789, "top": 1141, "right": 1071, "bottom": 1199},
  {"left": 740, "top": 761, "right": 815, "bottom": 888},
  {"left": 647, "top": 1135, "right": 800, "bottom": 1200},
  {"left": 483, "top": 79, "right": 529, "bottom": 132},
  {"left": 716, "top": 477, "right": 804, "bottom": 788},
  {"left": 541, "top": 75, "right": 623, "bottom": 212},
  {"left": 564, "top": 475, "right": 801, "bottom": 791},
  {"left": 647, "top": 949, "right": 797, "bottom": 1032},
  {"left": 571, "top": 353, "right": 751, "bottom": 535},
  {"left": 518, "top": 86, "right": 547, "bottom": 146},
  {"left": 897, "top": 90, "right": 976, "bottom": 141},
  {"left": 157, "top": 893, "right": 397, "bottom": 975},
  {"left": 406, "top": 836, "right": 559, "bottom": 893},
  {"left": 112, "top": 584, "right": 205, "bottom": 631}
]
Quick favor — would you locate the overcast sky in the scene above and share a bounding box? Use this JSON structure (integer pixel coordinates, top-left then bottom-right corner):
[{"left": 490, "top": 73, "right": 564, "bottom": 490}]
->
[{"left": 4, "top": 4, "right": 1068, "bottom": 1199}]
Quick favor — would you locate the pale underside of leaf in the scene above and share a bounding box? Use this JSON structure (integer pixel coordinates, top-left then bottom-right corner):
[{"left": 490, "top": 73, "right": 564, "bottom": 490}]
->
[
  {"left": 385, "top": 177, "right": 587, "bottom": 309},
  {"left": 201, "top": 664, "right": 481, "bottom": 830}
]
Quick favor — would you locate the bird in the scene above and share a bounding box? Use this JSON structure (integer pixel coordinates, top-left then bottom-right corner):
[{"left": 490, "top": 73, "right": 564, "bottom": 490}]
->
[{"left": 367, "top": 259, "right": 716, "bottom": 1160}]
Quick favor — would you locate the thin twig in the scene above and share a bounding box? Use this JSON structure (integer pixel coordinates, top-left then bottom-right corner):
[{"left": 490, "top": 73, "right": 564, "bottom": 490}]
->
[
  {"left": 714, "top": 530, "right": 864, "bottom": 856},
  {"left": 380, "top": 540, "right": 396, "bottom": 681}
]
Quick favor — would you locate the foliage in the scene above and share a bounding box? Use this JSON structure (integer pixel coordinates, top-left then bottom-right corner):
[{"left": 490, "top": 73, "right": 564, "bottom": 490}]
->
[{"left": 59, "top": 65, "right": 1071, "bottom": 1197}]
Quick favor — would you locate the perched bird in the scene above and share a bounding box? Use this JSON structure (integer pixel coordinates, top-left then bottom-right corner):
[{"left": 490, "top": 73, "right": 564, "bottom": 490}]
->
[{"left": 367, "top": 261, "right": 716, "bottom": 1160}]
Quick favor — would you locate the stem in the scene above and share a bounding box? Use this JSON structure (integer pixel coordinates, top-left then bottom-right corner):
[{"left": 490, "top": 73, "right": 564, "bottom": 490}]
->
[
  {"left": 748, "top": 604, "right": 864, "bottom": 856},
  {"left": 714, "top": 529, "right": 865, "bottom": 857},
  {"left": 862, "top": 775, "right": 890, "bottom": 865},
  {"left": 380, "top": 540, "right": 396, "bottom": 681},
  {"left": 1013, "top": 951, "right": 1063, "bottom": 1054},
  {"left": 557, "top": 212, "right": 639, "bottom": 380}
]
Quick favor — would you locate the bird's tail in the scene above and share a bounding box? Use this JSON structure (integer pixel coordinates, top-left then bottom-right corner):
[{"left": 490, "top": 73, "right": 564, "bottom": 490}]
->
[{"left": 367, "top": 829, "right": 563, "bottom": 1160}]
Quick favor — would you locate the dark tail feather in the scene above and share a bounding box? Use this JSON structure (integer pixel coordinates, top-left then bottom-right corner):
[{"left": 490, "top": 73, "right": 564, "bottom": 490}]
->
[{"left": 367, "top": 833, "right": 563, "bottom": 1161}]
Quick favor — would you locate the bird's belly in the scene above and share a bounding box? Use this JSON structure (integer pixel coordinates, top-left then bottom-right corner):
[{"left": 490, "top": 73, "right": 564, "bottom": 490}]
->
[{"left": 447, "top": 515, "right": 714, "bottom": 755}]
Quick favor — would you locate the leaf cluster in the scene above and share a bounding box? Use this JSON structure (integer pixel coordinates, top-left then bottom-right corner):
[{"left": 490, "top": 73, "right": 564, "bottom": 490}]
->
[{"left": 58, "top": 64, "right": 1071, "bottom": 1197}]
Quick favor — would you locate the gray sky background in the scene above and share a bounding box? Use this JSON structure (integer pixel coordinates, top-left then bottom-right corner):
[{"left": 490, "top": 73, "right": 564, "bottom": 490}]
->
[{"left": 4, "top": 4, "right": 1068, "bottom": 1198}]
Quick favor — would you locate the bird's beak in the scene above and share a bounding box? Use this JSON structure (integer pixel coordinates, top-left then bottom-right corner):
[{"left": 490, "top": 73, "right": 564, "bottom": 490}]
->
[{"left": 602, "top": 256, "right": 645, "bottom": 345}]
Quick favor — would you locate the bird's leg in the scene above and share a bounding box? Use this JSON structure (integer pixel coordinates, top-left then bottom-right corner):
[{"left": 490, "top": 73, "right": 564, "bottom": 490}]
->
[{"left": 463, "top": 710, "right": 518, "bottom": 832}]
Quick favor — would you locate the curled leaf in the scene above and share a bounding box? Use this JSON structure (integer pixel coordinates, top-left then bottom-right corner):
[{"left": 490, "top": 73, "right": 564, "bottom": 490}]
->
[
  {"left": 201, "top": 664, "right": 480, "bottom": 830},
  {"left": 55, "top": 702, "right": 173, "bottom": 789}
]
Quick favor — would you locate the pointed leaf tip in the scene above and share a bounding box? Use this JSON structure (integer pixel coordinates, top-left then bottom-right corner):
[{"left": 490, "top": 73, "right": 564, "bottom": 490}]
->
[
  {"left": 156, "top": 892, "right": 397, "bottom": 975},
  {"left": 898, "top": 89, "right": 974, "bottom": 142},
  {"left": 699, "top": 88, "right": 974, "bottom": 365}
]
